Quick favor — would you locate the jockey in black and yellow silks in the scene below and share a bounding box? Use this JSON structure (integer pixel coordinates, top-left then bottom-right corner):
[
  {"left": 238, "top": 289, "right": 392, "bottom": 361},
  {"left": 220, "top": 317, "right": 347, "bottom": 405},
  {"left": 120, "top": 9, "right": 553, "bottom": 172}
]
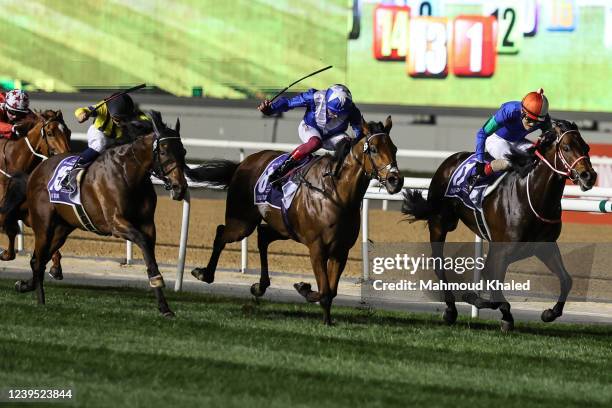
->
[{"left": 61, "top": 93, "right": 147, "bottom": 189}]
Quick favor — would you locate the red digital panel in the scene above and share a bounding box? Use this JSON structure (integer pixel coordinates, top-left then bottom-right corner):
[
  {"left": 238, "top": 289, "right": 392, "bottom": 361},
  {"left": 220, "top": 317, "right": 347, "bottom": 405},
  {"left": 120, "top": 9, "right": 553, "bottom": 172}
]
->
[
  {"left": 453, "top": 16, "right": 497, "bottom": 77},
  {"left": 373, "top": 5, "right": 410, "bottom": 61}
]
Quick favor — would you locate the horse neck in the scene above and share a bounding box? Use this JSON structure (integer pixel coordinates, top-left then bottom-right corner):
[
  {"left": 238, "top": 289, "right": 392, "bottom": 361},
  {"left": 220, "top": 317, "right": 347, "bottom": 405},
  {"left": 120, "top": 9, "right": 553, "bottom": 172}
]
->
[
  {"left": 334, "top": 138, "right": 371, "bottom": 206},
  {"left": 123, "top": 133, "right": 155, "bottom": 184},
  {"left": 528, "top": 146, "right": 566, "bottom": 212},
  {"left": 6, "top": 122, "right": 45, "bottom": 173}
]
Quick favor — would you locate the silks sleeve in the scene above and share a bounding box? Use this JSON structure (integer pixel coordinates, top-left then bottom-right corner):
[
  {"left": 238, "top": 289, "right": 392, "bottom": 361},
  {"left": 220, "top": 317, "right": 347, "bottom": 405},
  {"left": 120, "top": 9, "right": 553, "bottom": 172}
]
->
[
  {"left": 0, "top": 121, "right": 13, "bottom": 138},
  {"left": 74, "top": 100, "right": 104, "bottom": 120},
  {"left": 475, "top": 116, "right": 501, "bottom": 162},
  {"left": 348, "top": 105, "right": 363, "bottom": 139},
  {"left": 269, "top": 89, "right": 314, "bottom": 114}
]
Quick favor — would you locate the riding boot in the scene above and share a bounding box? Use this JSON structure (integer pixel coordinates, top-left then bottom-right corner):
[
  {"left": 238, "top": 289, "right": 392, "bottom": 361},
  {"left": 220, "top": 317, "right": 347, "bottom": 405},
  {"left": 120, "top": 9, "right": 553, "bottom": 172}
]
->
[
  {"left": 489, "top": 159, "right": 510, "bottom": 173},
  {"left": 61, "top": 148, "right": 99, "bottom": 190},
  {"left": 269, "top": 156, "right": 298, "bottom": 185}
]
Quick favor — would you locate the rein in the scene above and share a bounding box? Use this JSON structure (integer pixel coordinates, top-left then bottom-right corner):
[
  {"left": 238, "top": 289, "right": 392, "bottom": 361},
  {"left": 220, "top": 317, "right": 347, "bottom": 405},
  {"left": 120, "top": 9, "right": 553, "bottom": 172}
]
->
[{"left": 527, "top": 129, "right": 588, "bottom": 224}]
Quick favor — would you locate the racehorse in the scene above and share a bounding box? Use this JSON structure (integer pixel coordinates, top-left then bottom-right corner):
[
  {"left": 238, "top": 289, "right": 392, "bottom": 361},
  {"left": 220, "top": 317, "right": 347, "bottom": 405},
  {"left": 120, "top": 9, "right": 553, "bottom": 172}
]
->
[
  {"left": 185, "top": 117, "right": 403, "bottom": 324},
  {"left": 402, "top": 120, "right": 597, "bottom": 331},
  {"left": 0, "top": 110, "right": 71, "bottom": 273},
  {"left": 3, "top": 111, "right": 187, "bottom": 317}
]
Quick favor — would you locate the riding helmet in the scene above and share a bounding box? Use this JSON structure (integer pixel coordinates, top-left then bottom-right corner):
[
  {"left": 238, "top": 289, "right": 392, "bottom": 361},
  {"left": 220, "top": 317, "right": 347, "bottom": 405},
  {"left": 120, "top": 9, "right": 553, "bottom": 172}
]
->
[
  {"left": 325, "top": 84, "right": 353, "bottom": 115},
  {"left": 521, "top": 88, "right": 549, "bottom": 122},
  {"left": 4, "top": 89, "right": 30, "bottom": 114},
  {"left": 106, "top": 93, "right": 135, "bottom": 119}
]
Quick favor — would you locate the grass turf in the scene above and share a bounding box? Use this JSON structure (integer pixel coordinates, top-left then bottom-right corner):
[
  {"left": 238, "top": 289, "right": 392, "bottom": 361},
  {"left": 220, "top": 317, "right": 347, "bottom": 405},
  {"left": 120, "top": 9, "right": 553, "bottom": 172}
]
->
[{"left": 0, "top": 279, "right": 610, "bottom": 408}]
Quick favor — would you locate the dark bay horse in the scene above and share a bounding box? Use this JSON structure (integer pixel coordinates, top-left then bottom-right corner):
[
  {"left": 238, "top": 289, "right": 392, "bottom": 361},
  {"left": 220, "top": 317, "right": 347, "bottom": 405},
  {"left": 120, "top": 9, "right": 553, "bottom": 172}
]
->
[
  {"left": 402, "top": 120, "right": 597, "bottom": 331},
  {"left": 186, "top": 117, "right": 403, "bottom": 324},
  {"left": 4, "top": 111, "right": 187, "bottom": 317},
  {"left": 0, "top": 110, "right": 71, "bottom": 271}
]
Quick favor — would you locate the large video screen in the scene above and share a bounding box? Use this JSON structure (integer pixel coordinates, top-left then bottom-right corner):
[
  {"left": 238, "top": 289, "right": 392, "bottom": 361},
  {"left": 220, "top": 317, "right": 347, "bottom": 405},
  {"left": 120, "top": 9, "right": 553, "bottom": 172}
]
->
[
  {"left": 348, "top": 0, "right": 612, "bottom": 112},
  {"left": 0, "top": 0, "right": 610, "bottom": 113}
]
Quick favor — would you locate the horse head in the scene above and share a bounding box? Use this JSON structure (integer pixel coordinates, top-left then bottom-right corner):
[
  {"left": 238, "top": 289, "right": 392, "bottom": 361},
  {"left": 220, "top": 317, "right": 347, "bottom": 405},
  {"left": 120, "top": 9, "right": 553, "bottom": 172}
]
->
[
  {"left": 21, "top": 110, "right": 71, "bottom": 157},
  {"left": 148, "top": 111, "right": 188, "bottom": 201},
  {"left": 545, "top": 120, "right": 597, "bottom": 191},
  {"left": 358, "top": 116, "right": 403, "bottom": 194}
]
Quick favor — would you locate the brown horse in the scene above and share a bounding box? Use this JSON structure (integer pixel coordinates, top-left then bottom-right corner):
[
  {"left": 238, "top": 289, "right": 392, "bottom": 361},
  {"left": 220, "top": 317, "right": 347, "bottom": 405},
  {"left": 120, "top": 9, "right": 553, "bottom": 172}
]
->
[
  {"left": 0, "top": 110, "right": 71, "bottom": 272},
  {"left": 402, "top": 120, "right": 597, "bottom": 331},
  {"left": 186, "top": 117, "right": 403, "bottom": 324},
  {"left": 4, "top": 111, "right": 187, "bottom": 316}
]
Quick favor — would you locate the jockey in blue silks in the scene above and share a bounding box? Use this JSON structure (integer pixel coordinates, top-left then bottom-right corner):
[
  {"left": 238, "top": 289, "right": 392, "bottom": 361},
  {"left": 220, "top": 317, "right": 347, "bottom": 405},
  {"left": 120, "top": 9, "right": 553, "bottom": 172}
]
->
[
  {"left": 257, "top": 84, "right": 363, "bottom": 183},
  {"left": 473, "top": 88, "right": 552, "bottom": 181}
]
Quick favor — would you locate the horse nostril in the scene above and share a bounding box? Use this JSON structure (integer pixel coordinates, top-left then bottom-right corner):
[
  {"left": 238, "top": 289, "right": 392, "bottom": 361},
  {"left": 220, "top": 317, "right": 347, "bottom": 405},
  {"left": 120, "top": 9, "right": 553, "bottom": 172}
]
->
[{"left": 580, "top": 171, "right": 590, "bottom": 181}]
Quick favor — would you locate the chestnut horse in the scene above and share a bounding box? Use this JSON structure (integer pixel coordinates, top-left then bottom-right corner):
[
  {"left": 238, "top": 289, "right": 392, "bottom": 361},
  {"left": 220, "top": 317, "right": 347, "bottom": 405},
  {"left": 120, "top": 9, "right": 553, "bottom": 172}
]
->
[
  {"left": 0, "top": 110, "right": 71, "bottom": 272},
  {"left": 186, "top": 117, "right": 403, "bottom": 324},
  {"left": 402, "top": 120, "right": 597, "bottom": 331},
  {"left": 4, "top": 111, "right": 187, "bottom": 316}
]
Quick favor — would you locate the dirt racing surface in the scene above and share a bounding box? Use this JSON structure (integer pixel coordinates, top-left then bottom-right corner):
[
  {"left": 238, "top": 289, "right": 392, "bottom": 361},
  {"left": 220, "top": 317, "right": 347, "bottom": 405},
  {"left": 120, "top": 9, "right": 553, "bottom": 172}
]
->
[{"left": 4, "top": 195, "right": 612, "bottom": 278}]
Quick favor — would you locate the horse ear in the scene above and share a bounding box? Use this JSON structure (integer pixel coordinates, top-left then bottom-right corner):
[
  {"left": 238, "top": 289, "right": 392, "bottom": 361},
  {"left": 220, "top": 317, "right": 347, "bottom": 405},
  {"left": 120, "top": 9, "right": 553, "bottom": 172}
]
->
[
  {"left": 360, "top": 116, "right": 369, "bottom": 136},
  {"left": 175, "top": 118, "right": 180, "bottom": 134},
  {"left": 384, "top": 115, "right": 392, "bottom": 133},
  {"left": 56, "top": 110, "right": 63, "bottom": 120},
  {"left": 571, "top": 121, "right": 579, "bottom": 130}
]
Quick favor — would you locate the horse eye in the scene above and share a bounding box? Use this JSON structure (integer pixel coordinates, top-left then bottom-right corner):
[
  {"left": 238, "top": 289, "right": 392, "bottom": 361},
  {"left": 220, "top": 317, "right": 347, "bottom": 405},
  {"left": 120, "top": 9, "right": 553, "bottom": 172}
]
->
[
  {"left": 370, "top": 146, "right": 378, "bottom": 154},
  {"left": 563, "top": 145, "right": 570, "bottom": 152}
]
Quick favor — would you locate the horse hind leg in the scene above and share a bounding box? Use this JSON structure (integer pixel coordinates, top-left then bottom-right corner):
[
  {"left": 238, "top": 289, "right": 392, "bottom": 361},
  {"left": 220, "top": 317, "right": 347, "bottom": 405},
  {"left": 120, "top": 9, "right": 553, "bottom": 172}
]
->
[
  {"left": 192, "top": 218, "right": 257, "bottom": 284},
  {"left": 251, "top": 223, "right": 287, "bottom": 298},
  {"left": 429, "top": 215, "right": 458, "bottom": 325},
  {"left": 535, "top": 243, "right": 572, "bottom": 323}
]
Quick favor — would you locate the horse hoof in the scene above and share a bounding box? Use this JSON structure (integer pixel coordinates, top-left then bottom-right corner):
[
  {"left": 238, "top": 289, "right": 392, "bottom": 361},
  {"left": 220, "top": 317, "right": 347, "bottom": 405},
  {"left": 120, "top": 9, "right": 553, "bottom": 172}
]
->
[
  {"left": 15, "top": 280, "right": 33, "bottom": 293},
  {"left": 191, "top": 267, "right": 214, "bottom": 284},
  {"left": 48, "top": 266, "right": 63, "bottom": 280},
  {"left": 501, "top": 320, "right": 514, "bottom": 332},
  {"left": 250, "top": 283, "right": 267, "bottom": 298},
  {"left": 0, "top": 250, "right": 15, "bottom": 261},
  {"left": 541, "top": 309, "right": 558, "bottom": 323},
  {"left": 149, "top": 275, "right": 165, "bottom": 288},
  {"left": 443, "top": 308, "right": 458, "bottom": 325},
  {"left": 162, "top": 310, "right": 176, "bottom": 319},
  {"left": 294, "top": 282, "right": 312, "bottom": 298}
]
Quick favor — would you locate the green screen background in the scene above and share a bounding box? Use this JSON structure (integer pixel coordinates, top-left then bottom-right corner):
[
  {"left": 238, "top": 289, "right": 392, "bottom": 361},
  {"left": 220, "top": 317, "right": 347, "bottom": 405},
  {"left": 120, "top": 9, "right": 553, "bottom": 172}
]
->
[{"left": 0, "top": 0, "right": 610, "bottom": 112}]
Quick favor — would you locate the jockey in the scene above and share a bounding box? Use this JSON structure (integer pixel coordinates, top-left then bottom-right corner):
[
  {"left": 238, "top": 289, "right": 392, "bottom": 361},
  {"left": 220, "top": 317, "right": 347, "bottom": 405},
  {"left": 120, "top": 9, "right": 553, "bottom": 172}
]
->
[
  {"left": 61, "top": 93, "right": 146, "bottom": 189},
  {"left": 473, "top": 88, "right": 552, "bottom": 180},
  {"left": 258, "top": 84, "right": 363, "bottom": 183},
  {"left": 0, "top": 89, "right": 33, "bottom": 140}
]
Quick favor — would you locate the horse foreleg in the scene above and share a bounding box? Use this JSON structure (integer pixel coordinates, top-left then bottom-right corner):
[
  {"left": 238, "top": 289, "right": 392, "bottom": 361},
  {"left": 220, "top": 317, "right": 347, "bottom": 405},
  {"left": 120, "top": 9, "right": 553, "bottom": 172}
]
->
[
  {"left": 48, "top": 251, "right": 63, "bottom": 280},
  {"left": 192, "top": 219, "right": 256, "bottom": 284},
  {"left": 535, "top": 243, "right": 572, "bottom": 323},
  {"left": 113, "top": 218, "right": 173, "bottom": 317},
  {"left": 294, "top": 242, "right": 331, "bottom": 325},
  {"left": 324, "top": 250, "right": 349, "bottom": 325},
  {"left": 0, "top": 216, "right": 19, "bottom": 261},
  {"left": 251, "top": 224, "right": 286, "bottom": 298}
]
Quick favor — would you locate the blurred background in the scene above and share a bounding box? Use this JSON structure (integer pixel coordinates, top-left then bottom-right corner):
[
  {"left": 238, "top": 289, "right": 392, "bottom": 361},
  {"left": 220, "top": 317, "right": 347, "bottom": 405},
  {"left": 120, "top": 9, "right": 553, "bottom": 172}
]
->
[{"left": 0, "top": 0, "right": 610, "bottom": 175}]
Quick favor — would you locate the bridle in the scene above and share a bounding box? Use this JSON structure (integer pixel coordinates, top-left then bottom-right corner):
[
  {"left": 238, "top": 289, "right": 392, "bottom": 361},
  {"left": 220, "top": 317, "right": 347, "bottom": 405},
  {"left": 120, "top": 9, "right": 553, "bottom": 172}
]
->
[
  {"left": 527, "top": 128, "right": 590, "bottom": 224},
  {"left": 24, "top": 117, "right": 63, "bottom": 161},
  {"left": 147, "top": 116, "right": 184, "bottom": 190},
  {"left": 534, "top": 129, "right": 588, "bottom": 182},
  {"left": 352, "top": 132, "right": 398, "bottom": 186}
]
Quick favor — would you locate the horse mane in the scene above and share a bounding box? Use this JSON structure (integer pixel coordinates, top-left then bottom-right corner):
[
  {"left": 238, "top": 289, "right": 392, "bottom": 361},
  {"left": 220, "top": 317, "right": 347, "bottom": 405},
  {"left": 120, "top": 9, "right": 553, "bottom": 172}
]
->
[{"left": 506, "top": 120, "right": 578, "bottom": 177}]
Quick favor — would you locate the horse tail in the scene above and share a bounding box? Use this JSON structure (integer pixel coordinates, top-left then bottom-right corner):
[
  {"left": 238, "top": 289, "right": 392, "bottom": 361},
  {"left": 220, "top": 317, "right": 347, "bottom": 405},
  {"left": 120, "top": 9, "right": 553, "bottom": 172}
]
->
[
  {"left": 401, "top": 189, "right": 434, "bottom": 223},
  {"left": 184, "top": 160, "right": 239, "bottom": 189},
  {"left": 0, "top": 172, "right": 28, "bottom": 214}
]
